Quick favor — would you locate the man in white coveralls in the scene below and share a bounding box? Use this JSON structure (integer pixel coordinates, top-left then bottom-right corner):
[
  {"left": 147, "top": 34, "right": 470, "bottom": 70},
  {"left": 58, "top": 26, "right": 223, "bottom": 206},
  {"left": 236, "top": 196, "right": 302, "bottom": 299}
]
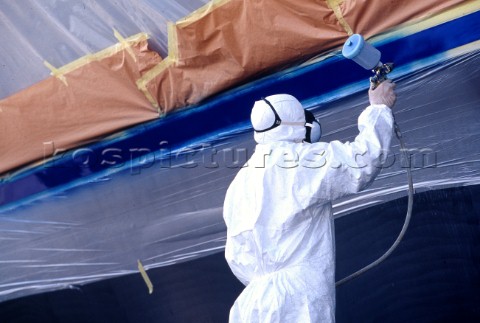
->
[{"left": 223, "top": 80, "right": 397, "bottom": 322}]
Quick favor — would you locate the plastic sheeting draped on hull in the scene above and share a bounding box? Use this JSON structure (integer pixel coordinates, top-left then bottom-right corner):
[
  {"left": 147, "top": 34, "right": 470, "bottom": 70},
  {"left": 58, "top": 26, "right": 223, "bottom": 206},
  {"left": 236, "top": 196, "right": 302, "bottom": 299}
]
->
[{"left": 0, "top": 6, "right": 479, "bottom": 303}]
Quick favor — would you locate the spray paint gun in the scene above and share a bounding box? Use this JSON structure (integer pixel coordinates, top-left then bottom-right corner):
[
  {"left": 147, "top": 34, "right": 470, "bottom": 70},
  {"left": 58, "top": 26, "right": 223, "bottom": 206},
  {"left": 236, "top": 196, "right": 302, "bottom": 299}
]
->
[{"left": 342, "top": 34, "right": 394, "bottom": 90}]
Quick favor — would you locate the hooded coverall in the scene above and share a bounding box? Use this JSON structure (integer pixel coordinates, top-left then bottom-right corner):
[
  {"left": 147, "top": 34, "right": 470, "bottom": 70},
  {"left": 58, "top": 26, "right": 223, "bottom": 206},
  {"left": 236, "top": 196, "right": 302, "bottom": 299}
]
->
[{"left": 224, "top": 94, "right": 394, "bottom": 322}]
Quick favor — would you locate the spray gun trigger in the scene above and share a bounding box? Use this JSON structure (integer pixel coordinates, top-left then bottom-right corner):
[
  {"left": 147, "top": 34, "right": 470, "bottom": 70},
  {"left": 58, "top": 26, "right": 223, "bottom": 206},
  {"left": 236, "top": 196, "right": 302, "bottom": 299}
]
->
[{"left": 370, "top": 62, "right": 395, "bottom": 90}]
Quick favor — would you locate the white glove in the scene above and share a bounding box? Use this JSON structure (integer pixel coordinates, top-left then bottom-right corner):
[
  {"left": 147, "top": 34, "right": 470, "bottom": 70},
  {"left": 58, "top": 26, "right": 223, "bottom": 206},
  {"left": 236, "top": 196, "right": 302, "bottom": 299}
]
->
[{"left": 369, "top": 80, "right": 397, "bottom": 108}]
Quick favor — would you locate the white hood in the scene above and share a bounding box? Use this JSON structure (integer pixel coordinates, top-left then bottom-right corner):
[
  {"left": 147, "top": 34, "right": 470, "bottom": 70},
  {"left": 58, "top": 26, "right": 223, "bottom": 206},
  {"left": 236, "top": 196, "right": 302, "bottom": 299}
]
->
[{"left": 251, "top": 94, "right": 306, "bottom": 144}]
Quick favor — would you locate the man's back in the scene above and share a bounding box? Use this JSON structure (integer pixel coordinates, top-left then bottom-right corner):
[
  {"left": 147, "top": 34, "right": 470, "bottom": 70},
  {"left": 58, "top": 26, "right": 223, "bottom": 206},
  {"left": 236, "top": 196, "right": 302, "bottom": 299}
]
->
[
  {"left": 224, "top": 141, "right": 337, "bottom": 322},
  {"left": 223, "top": 86, "right": 396, "bottom": 322}
]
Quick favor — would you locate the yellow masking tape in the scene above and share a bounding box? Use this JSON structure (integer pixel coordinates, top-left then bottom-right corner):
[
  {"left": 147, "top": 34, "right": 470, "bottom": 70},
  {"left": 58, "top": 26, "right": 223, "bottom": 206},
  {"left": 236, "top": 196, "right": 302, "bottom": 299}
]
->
[
  {"left": 113, "top": 29, "right": 138, "bottom": 62},
  {"left": 136, "top": 25, "right": 179, "bottom": 112},
  {"left": 42, "top": 32, "right": 149, "bottom": 85},
  {"left": 136, "top": 1, "right": 233, "bottom": 111},
  {"left": 167, "top": 22, "right": 179, "bottom": 62},
  {"left": 177, "top": 0, "right": 231, "bottom": 28},
  {"left": 137, "top": 260, "right": 154, "bottom": 294},
  {"left": 136, "top": 57, "right": 174, "bottom": 113},
  {"left": 373, "top": 0, "right": 480, "bottom": 42},
  {"left": 136, "top": 78, "right": 162, "bottom": 113},
  {"left": 326, "top": 0, "right": 353, "bottom": 36},
  {"left": 44, "top": 61, "right": 69, "bottom": 86}
]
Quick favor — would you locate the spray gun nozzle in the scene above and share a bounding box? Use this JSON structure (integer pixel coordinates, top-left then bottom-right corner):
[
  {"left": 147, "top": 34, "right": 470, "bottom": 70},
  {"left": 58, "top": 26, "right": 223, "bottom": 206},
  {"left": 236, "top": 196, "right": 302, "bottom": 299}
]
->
[{"left": 370, "top": 62, "right": 394, "bottom": 89}]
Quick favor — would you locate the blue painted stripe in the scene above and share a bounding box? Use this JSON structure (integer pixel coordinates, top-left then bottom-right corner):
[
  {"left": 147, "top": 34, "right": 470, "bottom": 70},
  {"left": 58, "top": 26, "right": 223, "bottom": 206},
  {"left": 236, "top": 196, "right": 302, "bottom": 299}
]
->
[{"left": 1, "top": 9, "right": 480, "bottom": 209}]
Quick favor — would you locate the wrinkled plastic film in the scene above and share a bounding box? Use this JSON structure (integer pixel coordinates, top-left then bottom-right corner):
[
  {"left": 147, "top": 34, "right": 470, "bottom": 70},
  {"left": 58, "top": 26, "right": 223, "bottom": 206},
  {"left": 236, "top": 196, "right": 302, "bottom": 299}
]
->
[
  {"left": 0, "top": 47, "right": 479, "bottom": 301},
  {"left": 329, "top": 49, "right": 480, "bottom": 215}
]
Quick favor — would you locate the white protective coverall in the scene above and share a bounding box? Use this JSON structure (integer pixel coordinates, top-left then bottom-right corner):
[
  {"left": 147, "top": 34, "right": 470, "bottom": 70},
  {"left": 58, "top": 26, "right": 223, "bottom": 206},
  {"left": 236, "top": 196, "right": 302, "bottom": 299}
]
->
[{"left": 223, "top": 94, "right": 394, "bottom": 322}]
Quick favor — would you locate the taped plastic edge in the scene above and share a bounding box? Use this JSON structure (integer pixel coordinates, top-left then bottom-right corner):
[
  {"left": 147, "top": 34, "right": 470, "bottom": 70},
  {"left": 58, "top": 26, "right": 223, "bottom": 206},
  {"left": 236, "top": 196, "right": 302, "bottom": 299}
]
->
[
  {"left": 176, "top": 0, "right": 231, "bottom": 28},
  {"left": 136, "top": 70, "right": 164, "bottom": 114},
  {"left": 167, "top": 22, "right": 179, "bottom": 63},
  {"left": 113, "top": 28, "right": 138, "bottom": 62},
  {"left": 136, "top": 0, "right": 480, "bottom": 115},
  {"left": 371, "top": 0, "right": 480, "bottom": 43},
  {"left": 137, "top": 260, "right": 154, "bottom": 294},
  {"left": 135, "top": 23, "right": 180, "bottom": 114},
  {"left": 326, "top": 0, "right": 353, "bottom": 36},
  {"left": 43, "top": 61, "right": 68, "bottom": 86},
  {"left": 135, "top": 0, "right": 240, "bottom": 113},
  {"left": 42, "top": 32, "right": 149, "bottom": 86}
]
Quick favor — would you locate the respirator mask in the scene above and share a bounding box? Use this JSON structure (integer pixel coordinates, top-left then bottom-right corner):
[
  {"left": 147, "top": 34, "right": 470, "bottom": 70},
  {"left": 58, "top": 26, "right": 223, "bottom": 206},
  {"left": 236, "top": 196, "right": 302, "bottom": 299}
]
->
[{"left": 253, "top": 97, "right": 322, "bottom": 143}]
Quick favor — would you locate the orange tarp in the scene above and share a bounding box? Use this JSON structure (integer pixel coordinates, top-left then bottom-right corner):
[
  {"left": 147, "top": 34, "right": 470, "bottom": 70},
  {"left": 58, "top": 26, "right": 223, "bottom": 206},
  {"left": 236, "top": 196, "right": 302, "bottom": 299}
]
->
[
  {"left": 0, "top": 0, "right": 471, "bottom": 175},
  {"left": 0, "top": 39, "right": 161, "bottom": 175},
  {"left": 144, "top": 0, "right": 468, "bottom": 113}
]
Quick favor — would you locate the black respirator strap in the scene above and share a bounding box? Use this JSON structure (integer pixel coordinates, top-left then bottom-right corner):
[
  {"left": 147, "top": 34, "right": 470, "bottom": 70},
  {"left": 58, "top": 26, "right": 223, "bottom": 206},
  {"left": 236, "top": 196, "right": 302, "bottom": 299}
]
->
[
  {"left": 304, "top": 109, "right": 315, "bottom": 143},
  {"left": 253, "top": 98, "right": 283, "bottom": 133}
]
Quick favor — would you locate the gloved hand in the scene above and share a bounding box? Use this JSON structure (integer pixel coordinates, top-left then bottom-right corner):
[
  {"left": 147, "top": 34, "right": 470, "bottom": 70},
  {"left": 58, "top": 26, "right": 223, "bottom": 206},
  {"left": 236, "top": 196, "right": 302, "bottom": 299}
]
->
[{"left": 369, "top": 80, "right": 397, "bottom": 108}]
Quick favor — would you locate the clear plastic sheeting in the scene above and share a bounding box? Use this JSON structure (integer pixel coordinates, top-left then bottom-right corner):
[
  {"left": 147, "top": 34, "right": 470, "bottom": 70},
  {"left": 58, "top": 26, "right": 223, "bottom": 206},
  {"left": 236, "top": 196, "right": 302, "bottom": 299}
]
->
[
  {"left": 322, "top": 49, "right": 480, "bottom": 215},
  {"left": 0, "top": 0, "right": 479, "bottom": 304},
  {"left": 0, "top": 44, "right": 479, "bottom": 302},
  {"left": 0, "top": 0, "right": 209, "bottom": 99}
]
